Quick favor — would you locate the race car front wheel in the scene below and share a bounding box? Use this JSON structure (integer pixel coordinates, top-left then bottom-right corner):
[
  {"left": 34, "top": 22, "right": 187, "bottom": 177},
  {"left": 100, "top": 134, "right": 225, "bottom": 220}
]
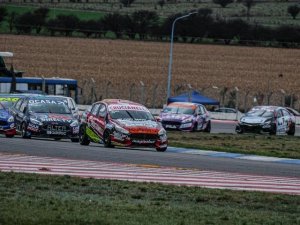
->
[
  {"left": 103, "top": 130, "right": 114, "bottom": 148},
  {"left": 156, "top": 147, "right": 167, "bottom": 152},
  {"left": 5, "top": 134, "right": 14, "bottom": 138},
  {"left": 79, "top": 125, "right": 90, "bottom": 146},
  {"left": 21, "top": 123, "right": 31, "bottom": 139}
]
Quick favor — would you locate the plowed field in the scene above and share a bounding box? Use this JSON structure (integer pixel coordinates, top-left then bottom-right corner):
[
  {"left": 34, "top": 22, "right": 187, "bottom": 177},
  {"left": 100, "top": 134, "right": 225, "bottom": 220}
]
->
[{"left": 1, "top": 34, "right": 300, "bottom": 107}]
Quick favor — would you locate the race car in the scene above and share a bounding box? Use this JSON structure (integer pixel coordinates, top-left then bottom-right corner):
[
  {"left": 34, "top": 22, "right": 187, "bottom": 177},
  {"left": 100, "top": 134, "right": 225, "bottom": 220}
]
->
[
  {"left": 0, "top": 102, "right": 16, "bottom": 138},
  {"left": 236, "top": 106, "right": 296, "bottom": 135},
  {"left": 79, "top": 99, "right": 168, "bottom": 152},
  {"left": 160, "top": 102, "right": 211, "bottom": 132},
  {"left": 10, "top": 96, "right": 79, "bottom": 141}
]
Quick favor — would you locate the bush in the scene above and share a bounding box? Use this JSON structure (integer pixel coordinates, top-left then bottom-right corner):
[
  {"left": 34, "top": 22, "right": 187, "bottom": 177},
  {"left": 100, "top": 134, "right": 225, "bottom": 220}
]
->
[{"left": 287, "top": 4, "right": 300, "bottom": 20}]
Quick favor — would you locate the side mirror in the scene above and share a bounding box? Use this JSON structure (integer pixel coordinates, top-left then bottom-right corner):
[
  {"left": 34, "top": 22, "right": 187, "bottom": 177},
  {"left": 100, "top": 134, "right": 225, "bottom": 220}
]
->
[{"left": 155, "top": 116, "right": 161, "bottom": 122}]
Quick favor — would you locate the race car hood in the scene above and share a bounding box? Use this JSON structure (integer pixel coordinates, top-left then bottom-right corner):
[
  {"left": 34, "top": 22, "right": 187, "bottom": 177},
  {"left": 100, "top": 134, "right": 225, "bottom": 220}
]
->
[
  {"left": 113, "top": 119, "right": 161, "bottom": 134},
  {"left": 0, "top": 109, "right": 10, "bottom": 120},
  {"left": 240, "top": 116, "right": 271, "bottom": 124},
  {"left": 30, "top": 113, "right": 75, "bottom": 123},
  {"left": 160, "top": 113, "right": 193, "bottom": 122}
]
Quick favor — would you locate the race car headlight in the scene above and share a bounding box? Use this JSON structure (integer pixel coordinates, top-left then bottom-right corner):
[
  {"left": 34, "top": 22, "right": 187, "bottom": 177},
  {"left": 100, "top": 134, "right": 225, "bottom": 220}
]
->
[
  {"left": 182, "top": 118, "right": 193, "bottom": 123},
  {"left": 70, "top": 120, "right": 79, "bottom": 127},
  {"left": 158, "top": 128, "right": 166, "bottom": 136},
  {"left": 115, "top": 124, "right": 129, "bottom": 135},
  {"left": 7, "top": 116, "right": 14, "bottom": 123},
  {"left": 30, "top": 118, "right": 43, "bottom": 126}
]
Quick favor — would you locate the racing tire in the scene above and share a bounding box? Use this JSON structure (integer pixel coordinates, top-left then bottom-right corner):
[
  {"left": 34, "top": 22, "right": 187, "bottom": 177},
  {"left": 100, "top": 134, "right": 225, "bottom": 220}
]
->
[
  {"left": 287, "top": 123, "right": 295, "bottom": 136},
  {"left": 235, "top": 125, "right": 244, "bottom": 134},
  {"left": 156, "top": 147, "right": 167, "bottom": 152},
  {"left": 79, "top": 125, "right": 90, "bottom": 146},
  {"left": 192, "top": 123, "right": 198, "bottom": 132},
  {"left": 5, "top": 134, "right": 14, "bottom": 138},
  {"left": 71, "top": 138, "right": 79, "bottom": 142},
  {"left": 269, "top": 124, "right": 277, "bottom": 135},
  {"left": 204, "top": 121, "right": 211, "bottom": 133},
  {"left": 21, "top": 123, "right": 31, "bottom": 139},
  {"left": 103, "top": 130, "right": 114, "bottom": 148}
]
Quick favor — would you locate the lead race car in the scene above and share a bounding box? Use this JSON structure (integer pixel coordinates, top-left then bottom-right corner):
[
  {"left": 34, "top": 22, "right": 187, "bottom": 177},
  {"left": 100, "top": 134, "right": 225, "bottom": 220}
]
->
[
  {"left": 79, "top": 99, "right": 168, "bottom": 152},
  {"left": 10, "top": 96, "right": 79, "bottom": 141}
]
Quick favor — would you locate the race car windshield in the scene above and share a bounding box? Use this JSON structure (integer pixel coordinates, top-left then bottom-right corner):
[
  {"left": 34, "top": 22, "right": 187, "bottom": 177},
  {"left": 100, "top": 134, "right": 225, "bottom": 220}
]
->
[
  {"left": 0, "top": 103, "right": 5, "bottom": 110},
  {"left": 29, "top": 103, "right": 71, "bottom": 114},
  {"left": 110, "top": 110, "right": 154, "bottom": 121},
  {"left": 247, "top": 110, "right": 273, "bottom": 118},
  {"left": 163, "top": 106, "right": 195, "bottom": 115},
  {"left": 0, "top": 101, "right": 12, "bottom": 109}
]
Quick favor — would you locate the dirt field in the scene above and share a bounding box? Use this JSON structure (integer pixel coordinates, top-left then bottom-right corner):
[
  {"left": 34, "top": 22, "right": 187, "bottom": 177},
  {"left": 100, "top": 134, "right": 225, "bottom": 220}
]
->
[{"left": 1, "top": 34, "right": 300, "bottom": 108}]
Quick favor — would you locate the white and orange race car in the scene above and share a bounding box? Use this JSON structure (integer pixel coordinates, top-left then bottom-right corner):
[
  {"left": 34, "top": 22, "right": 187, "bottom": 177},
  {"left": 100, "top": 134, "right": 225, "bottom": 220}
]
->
[{"left": 79, "top": 99, "right": 168, "bottom": 152}]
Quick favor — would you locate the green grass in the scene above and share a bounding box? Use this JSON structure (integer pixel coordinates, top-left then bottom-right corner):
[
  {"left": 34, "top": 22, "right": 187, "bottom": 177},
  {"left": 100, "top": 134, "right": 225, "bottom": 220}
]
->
[
  {"left": 0, "top": 172, "right": 300, "bottom": 225},
  {"left": 168, "top": 132, "right": 300, "bottom": 159}
]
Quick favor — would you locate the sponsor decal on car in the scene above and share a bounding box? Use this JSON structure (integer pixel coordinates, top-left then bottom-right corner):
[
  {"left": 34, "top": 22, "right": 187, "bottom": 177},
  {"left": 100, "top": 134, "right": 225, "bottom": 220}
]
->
[
  {"left": 108, "top": 104, "right": 148, "bottom": 112},
  {"left": 29, "top": 99, "right": 67, "bottom": 105},
  {"left": 0, "top": 97, "right": 19, "bottom": 102},
  {"left": 27, "top": 123, "right": 39, "bottom": 132}
]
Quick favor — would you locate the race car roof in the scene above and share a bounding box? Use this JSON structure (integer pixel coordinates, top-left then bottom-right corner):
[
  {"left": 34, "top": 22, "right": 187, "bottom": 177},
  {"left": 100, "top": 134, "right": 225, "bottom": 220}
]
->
[{"left": 167, "top": 102, "right": 198, "bottom": 109}]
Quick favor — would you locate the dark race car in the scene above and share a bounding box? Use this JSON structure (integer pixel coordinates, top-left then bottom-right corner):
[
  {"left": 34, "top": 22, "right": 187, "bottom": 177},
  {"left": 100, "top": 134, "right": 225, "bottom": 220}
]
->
[
  {"left": 10, "top": 96, "right": 79, "bottom": 141},
  {"left": 160, "top": 102, "right": 211, "bottom": 132},
  {"left": 235, "top": 106, "right": 296, "bottom": 135},
  {"left": 79, "top": 99, "right": 168, "bottom": 152}
]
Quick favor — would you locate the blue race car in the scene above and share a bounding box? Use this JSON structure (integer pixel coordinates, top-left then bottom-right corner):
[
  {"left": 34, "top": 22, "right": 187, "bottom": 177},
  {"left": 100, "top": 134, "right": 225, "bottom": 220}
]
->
[{"left": 0, "top": 101, "right": 16, "bottom": 138}]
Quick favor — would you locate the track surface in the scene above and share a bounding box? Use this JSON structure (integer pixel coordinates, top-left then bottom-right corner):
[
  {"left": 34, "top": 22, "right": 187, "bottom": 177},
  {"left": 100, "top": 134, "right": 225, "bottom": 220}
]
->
[{"left": 0, "top": 121, "right": 299, "bottom": 178}]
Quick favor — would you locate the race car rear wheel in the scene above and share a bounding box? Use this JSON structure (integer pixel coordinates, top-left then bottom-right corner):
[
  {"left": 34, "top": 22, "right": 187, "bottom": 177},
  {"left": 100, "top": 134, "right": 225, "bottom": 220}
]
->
[
  {"left": 269, "top": 124, "right": 277, "bottom": 135},
  {"left": 79, "top": 125, "right": 90, "bottom": 146},
  {"left": 103, "top": 130, "right": 113, "bottom": 148},
  {"left": 21, "top": 123, "right": 31, "bottom": 139},
  {"left": 287, "top": 123, "right": 295, "bottom": 136},
  {"left": 235, "top": 125, "right": 244, "bottom": 134},
  {"left": 204, "top": 121, "right": 211, "bottom": 133},
  {"left": 156, "top": 147, "right": 167, "bottom": 152},
  {"left": 71, "top": 138, "right": 79, "bottom": 142},
  {"left": 5, "top": 134, "right": 14, "bottom": 138}
]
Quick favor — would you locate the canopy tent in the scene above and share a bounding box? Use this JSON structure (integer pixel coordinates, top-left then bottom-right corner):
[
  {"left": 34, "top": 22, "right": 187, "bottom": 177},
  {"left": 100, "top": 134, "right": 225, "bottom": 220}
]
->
[{"left": 167, "top": 91, "right": 219, "bottom": 105}]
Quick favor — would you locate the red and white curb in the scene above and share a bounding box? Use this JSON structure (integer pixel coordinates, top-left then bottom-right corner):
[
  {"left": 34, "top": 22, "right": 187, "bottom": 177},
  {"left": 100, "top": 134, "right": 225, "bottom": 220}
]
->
[{"left": 0, "top": 153, "right": 300, "bottom": 195}]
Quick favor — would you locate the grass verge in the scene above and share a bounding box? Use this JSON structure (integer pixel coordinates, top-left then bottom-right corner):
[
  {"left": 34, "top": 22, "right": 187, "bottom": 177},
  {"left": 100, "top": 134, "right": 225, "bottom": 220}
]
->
[
  {"left": 168, "top": 131, "right": 300, "bottom": 159},
  {"left": 0, "top": 172, "right": 300, "bottom": 225}
]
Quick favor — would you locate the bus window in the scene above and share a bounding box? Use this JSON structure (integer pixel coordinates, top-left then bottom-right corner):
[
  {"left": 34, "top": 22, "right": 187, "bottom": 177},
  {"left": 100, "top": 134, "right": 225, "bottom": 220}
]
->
[
  {"left": 16, "top": 83, "right": 28, "bottom": 91},
  {"left": 47, "top": 84, "right": 55, "bottom": 95},
  {"left": 56, "top": 84, "right": 64, "bottom": 95}
]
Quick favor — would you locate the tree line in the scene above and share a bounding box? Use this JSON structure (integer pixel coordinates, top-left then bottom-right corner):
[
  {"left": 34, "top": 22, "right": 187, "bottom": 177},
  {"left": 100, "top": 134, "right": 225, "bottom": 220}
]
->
[{"left": 0, "top": 6, "right": 300, "bottom": 47}]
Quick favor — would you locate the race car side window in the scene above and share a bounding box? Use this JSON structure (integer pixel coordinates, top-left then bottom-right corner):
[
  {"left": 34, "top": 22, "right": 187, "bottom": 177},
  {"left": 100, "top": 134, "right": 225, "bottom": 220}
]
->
[
  {"left": 98, "top": 104, "right": 107, "bottom": 118},
  {"left": 282, "top": 109, "right": 290, "bottom": 117},
  {"left": 14, "top": 99, "right": 23, "bottom": 111},
  {"left": 20, "top": 100, "right": 28, "bottom": 113},
  {"left": 277, "top": 110, "right": 283, "bottom": 118},
  {"left": 91, "top": 104, "right": 100, "bottom": 116}
]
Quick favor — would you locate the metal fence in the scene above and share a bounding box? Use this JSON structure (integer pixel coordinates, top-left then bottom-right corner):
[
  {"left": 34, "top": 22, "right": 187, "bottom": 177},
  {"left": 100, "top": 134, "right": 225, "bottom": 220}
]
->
[{"left": 78, "top": 79, "right": 300, "bottom": 112}]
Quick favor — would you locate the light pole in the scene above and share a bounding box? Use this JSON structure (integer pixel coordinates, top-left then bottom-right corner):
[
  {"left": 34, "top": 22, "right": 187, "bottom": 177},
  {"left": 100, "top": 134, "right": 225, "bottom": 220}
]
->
[{"left": 167, "top": 11, "right": 197, "bottom": 102}]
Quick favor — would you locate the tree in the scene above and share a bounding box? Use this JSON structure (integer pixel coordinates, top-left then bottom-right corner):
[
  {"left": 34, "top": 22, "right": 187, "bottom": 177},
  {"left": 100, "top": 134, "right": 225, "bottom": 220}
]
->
[
  {"left": 288, "top": 4, "right": 300, "bottom": 20},
  {"left": 213, "top": 0, "right": 234, "bottom": 8},
  {"left": 242, "top": 0, "right": 256, "bottom": 20},
  {"left": 7, "top": 12, "right": 16, "bottom": 33},
  {"left": 157, "top": 0, "right": 165, "bottom": 9},
  {"left": 131, "top": 10, "right": 159, "bottom": 40},
  {"left": 119, "top": 0, "right": 135, "bottom": 7},
  {"left": 14, "top": 12, "right": 35, "bottom": 34},
  {"left": 78, "top": 19, "right": 104, "bottom": 38},
  {"left": 102, "top": 13, "right": 126, "bottom": 38},
  {"left": 32, "top": 7, "right": 49, "bottom": 34},
  {"left": 0, "top": 6, "right": 7, "bottom": 25},
  {"left": 46, "top": 15, "right": 79, "bottom": 36}
]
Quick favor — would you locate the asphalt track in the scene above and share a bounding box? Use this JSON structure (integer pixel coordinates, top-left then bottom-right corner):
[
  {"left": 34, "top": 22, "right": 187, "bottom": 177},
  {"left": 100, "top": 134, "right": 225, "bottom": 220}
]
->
[{"left": 0, "top": 121, "right": 299, "bottom": 178}]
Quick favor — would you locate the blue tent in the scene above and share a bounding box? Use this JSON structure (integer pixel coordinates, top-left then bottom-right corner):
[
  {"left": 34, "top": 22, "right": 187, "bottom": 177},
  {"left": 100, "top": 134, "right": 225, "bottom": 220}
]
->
[{"left": 168, "top": 91, "right": 219, "bottom": 105}]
